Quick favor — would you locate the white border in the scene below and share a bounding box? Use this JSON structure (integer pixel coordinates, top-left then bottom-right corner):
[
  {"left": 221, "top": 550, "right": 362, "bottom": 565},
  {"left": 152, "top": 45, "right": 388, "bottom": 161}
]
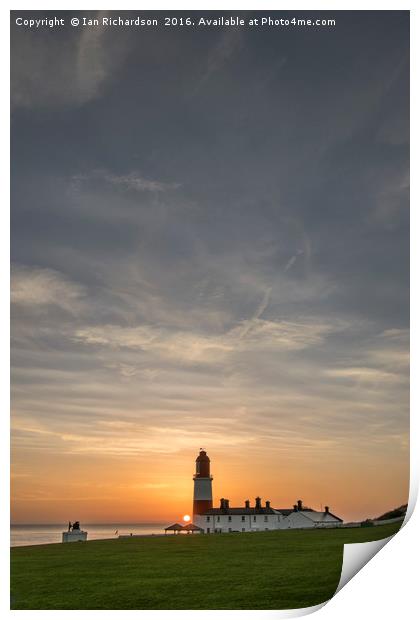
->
[
  {"left": 2, "top": 2, "right": 416, "bottom": 9},
  {"left": 2, "top": 2, "right": 417, "bottom": 619}
]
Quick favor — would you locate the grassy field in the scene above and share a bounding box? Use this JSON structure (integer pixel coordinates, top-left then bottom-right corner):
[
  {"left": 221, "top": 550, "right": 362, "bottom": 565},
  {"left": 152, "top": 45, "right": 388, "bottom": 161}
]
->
[{"left": 10, "top": 522, "right": 401, "bottom": 610}]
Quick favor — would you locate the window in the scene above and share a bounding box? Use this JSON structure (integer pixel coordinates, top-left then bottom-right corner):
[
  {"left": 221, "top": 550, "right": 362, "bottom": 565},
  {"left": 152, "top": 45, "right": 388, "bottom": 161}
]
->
[
  {"left": 242, "top": 528, "right": 245, "bottom": 532},
  {"left": 253, "top": 516, "right": 256, "bottom": 522},
  {"left": 217, "top": 516, "right": 220, "bottom": 522},
  {"left": 228, "top": 516, "right": 232, "bottom": 522},
  {"left": 206, "top": 516, "right": 210, "bottom": 522},
  {"left": 264, "top": 516, "right": 268, "bottom": 522},
  {"left": 278, "top": 516, "right": 281, "bottom": 521},
  {"left": 241, "top": 516, "right": 245, "bottom": 521},
  {"left": 207, "top": 528, "right": 210, "bottom": 534}
]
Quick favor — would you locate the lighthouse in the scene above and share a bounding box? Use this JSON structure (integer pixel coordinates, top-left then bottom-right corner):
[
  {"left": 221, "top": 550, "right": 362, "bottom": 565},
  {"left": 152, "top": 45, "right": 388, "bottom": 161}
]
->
[{"left": 193, "top": 449, "right": 213, "bottom": 519}]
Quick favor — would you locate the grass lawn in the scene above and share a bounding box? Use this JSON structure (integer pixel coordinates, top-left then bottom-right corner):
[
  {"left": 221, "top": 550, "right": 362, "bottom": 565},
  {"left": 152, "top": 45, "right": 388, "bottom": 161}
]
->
[{"left": 10, "top": 522, "right": 401, "bottom": 610}]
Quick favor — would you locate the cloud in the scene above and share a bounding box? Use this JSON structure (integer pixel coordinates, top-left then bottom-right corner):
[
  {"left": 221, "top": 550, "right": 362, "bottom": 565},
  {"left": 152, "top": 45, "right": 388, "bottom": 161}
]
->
[
  {"left": 12, "top": 418, "right": 254, "bottom": 457},
  {"left": 194, "top": 28, "right": 243, "bottom": 92},
  {"left": 72, "top": 316, "right": 343, "bottom": 366},
  {"left": 379, "top": 328, "right": 409, "bottom": 341},
  {"left": 371, "top": 168, "right": 409, "bottom": 228},
  {"left": 75, "top": 14, "right": 114, "bottom": 103},
  {"left": 236, "top": 287, "right": 271, "bottom": 339},
  {"left": 11, "top": 265, "right": 86, "bottom": 314},
  {"left": 11, "top": 12, "right": 129, "bottom": 108},
  {"left": 324, "top": 367, "right": 405, "bottom": 384},
  {"left": 10, "top": 302, "right": 408, "bottom": 466},
  {"left": 253, "top": 287, "right": 272, "bottom": 320},
  {"left": 230, "top": 318, "right": 340, "bottom": 350},
  {"left": 206, "top": 28, "right": 242, "bottom": 74},
  {"left": 284, "top": 249, "right": 306, "bottom": 273},
  {"left": 73, "top": 170, "right": 180, "bottom": 193},
  {"left": 366, "top": 330, "right": 409, "bottom": 370},
  {"left": 72, "top": 324, "right": 232, "bottom": 364}
]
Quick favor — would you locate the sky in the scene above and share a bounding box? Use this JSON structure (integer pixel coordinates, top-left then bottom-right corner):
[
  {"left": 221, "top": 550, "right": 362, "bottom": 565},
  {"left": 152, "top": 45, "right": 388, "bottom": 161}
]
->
[{"left": 11, "top": 11, "right": 409, "bottom": 524}]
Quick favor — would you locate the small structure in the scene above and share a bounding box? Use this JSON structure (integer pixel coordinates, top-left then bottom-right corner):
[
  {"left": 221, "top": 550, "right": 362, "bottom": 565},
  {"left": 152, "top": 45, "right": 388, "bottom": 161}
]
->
[
  {"left": 182, "top": 523, "right": 204, "bottom": 534},
  {"left": 62, "top": 521, "right": 88, "bottom": 543},
  {"left": 164, "top": 523, "right": 184, "bottom": 535}
]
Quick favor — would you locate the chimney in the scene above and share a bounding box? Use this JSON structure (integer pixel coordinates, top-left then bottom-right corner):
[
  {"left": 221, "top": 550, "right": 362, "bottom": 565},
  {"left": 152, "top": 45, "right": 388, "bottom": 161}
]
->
[
  {"left": 255, "top": 497, "right": 262, "bottom": 510},
  {"left": 265, "top": 500, "right": 271, "bottom": 509},
  {"left": 245, "top": 500, "right": 250, "bottom": 509},
  {"left": 297, "top": 499, "right": 303, "bottom": 511},
  {"left": 225, "top": 499, "right": 230, "bottom": 509},
  {"left": 293, "top": 504, "right": 298, "bottom": 512},
  {"left": 325, "top": 506, "right": 329, "bottom": 514},
  {"left": 220, "top": 498, "right": 225, "bottom": 509}
]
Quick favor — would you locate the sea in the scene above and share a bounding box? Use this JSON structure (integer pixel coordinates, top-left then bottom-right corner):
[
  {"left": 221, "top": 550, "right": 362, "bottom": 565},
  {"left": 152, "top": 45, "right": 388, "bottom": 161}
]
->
[{"left": 10, "top": 523, "right": 167, "bottom": 547}]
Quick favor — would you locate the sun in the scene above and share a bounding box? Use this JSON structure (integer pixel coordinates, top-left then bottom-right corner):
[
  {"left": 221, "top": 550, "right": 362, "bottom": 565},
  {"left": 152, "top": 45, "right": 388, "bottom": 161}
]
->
[{"left": 183, "top": 514, "right": 191, "bottom": 522}]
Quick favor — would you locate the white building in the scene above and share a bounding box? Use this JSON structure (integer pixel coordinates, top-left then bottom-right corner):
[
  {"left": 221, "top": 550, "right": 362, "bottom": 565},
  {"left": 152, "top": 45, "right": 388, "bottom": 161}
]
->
[
  {"left": 281, "top": 504, "right": 343, "bottom": 529},
  {"left": 191, "top": 451, "right": 343, "bottom": 533}
]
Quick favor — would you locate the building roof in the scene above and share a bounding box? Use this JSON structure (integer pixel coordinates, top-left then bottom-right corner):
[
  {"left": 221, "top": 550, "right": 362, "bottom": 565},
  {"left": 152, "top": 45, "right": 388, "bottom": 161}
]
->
[
  {"left": 200, "top": 507, "right": 342, "bottom": 521},
  {"left": 164, "top": 523, "right": 184, "bottom": 531},
  {"left": 275, "top": 509, "right": 295, "bottom": 516},
  {"left": 296, "top": 510, "right": 343, "bottom": 523},
  {"left": 182, "top": 523, "right": 204, "bottom": 531}
]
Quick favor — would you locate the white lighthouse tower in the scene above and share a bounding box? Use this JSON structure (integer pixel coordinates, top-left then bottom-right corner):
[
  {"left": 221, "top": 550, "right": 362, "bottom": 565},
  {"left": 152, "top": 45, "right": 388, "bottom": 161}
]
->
[{"left": 193, "top": 449, "right": 213, "bottom": 519}]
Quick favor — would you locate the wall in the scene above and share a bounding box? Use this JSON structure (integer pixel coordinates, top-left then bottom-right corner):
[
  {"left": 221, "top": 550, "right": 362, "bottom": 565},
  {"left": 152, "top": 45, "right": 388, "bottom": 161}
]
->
[{"left": 195, "top": 513, "right": 285, "bottom": 533}]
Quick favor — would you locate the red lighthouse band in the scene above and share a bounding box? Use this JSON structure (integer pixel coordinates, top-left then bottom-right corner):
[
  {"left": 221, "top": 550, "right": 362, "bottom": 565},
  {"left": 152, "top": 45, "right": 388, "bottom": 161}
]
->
[{"left": 192, "top": 450, "right": 213, "bottom": 517}]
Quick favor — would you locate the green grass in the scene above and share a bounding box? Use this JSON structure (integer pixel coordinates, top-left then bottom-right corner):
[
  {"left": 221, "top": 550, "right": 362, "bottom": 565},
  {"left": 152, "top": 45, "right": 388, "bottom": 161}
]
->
[{"left": 10, "top": 522, "right": 401, "bottom": 610}]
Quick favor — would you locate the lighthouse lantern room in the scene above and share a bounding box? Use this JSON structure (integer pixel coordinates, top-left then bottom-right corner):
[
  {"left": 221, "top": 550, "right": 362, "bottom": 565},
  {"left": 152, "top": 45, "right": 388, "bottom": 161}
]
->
[{"left": 193, "top": 449, "right": 213, "bottom": 519}]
